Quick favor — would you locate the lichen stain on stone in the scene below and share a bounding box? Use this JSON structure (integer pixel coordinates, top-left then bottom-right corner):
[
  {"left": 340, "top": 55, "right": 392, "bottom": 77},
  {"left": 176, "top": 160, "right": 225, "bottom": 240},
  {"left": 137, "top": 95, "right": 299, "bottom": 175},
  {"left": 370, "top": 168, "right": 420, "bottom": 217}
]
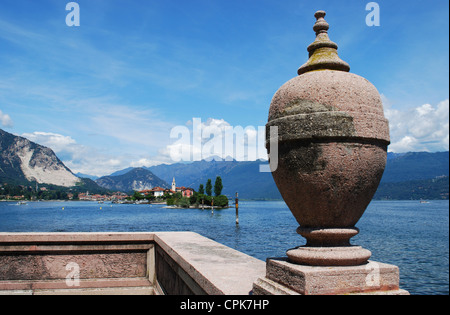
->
[
  {"left": 277, "top": 142, "right": 327, "bottom": 174},
  {"left": 283, "top": 98, "right": 335, "bottom": 116},
  {"left": 302, "top": 47, "right": 347, "bottom": 72},
  {"left": 267, "top": 111, "right": 357, "bottom": 144}
]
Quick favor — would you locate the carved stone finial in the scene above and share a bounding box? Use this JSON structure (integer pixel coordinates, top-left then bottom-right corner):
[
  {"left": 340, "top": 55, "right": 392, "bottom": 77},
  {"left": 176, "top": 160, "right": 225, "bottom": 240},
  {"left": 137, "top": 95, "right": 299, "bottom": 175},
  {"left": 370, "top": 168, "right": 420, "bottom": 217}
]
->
[
  {"left": 313, "top": 10, "right": 329, "bottom": 34},
  {"left": 298, "top": 11, "right": 350, "bottom": 75}
]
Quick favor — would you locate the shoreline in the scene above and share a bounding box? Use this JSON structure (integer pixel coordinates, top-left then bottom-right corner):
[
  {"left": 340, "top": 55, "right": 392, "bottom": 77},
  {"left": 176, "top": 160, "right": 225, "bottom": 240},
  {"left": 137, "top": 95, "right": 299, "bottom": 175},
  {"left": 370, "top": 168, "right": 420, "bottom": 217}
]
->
[{"left": 163, "top": 205, "right": 230, "bottom": 210}]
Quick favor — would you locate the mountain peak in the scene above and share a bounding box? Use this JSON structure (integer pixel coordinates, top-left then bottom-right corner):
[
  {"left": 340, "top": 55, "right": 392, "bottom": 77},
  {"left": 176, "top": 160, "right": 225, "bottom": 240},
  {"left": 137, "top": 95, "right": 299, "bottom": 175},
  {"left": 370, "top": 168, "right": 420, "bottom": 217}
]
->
[
  {"left": 95, "top": 167, "right": 169, "bottom": 192},
  {"left": 0, "top": 128, "right": 81, "bottom": 187}
]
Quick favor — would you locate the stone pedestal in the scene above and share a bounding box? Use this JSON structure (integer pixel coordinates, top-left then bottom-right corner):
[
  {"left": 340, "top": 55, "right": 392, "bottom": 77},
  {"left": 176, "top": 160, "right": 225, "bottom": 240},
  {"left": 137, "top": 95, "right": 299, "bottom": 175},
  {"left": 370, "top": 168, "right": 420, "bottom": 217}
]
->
[{"left": 253, "top": 258, "right": 409, "bottom": 295}]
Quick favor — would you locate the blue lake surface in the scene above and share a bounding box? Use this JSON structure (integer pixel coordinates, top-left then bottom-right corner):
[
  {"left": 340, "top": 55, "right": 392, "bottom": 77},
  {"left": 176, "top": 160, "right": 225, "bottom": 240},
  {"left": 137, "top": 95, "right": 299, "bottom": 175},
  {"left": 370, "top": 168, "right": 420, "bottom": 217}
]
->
[{"left": 0, "top": 199, "right": 448, "bottom": 295}]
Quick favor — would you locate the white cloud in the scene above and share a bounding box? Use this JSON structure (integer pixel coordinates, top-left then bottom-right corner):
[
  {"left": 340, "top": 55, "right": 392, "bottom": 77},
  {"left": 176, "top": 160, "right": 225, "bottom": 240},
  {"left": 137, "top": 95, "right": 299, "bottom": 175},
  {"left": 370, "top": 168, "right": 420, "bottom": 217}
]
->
[
  {"left": 163, "top": 117, "right": 268, "bottom": 163},
  {"left": 82, "top": 101, "right": 174, "bottom": 150},
  {"left": 0, "top": 110, "right": 13, "bottom": 128},
  {"left": 22, "top": 132, "right": 77, "bottom": 153},
  {"left": 21, "top": 131, "right": 130, "bottom": 177},
  {"left": 388, "top": 136, "right": 420, "bottom": 153},
  {"left": 384, "top": 98, "right": 449, "bottom": 153},
  {"left": 130, "top": 158, "right": 163, "bottom": 168}
]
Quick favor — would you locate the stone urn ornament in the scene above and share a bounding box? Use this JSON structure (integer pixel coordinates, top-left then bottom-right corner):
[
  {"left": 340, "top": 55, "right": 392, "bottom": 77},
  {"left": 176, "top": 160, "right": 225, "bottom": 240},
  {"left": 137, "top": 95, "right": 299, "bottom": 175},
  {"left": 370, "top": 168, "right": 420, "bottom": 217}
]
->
[{"left": 267, "top": 11, "right": 390, "bottom": 266}]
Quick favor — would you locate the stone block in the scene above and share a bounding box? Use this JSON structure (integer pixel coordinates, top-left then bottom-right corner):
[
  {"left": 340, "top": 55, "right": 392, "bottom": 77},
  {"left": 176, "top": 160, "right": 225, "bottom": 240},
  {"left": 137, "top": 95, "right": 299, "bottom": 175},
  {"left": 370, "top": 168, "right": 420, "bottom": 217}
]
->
[{"left": 253, "top": 258, "right": 409, "bottom": 295}]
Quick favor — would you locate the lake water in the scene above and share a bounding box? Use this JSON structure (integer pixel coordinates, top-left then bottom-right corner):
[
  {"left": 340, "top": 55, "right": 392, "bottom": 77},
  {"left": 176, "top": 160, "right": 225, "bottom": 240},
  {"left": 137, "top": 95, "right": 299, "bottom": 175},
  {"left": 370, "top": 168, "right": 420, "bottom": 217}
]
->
[{"left": 0, "top": 200, "right": 448, "bottom": 295}]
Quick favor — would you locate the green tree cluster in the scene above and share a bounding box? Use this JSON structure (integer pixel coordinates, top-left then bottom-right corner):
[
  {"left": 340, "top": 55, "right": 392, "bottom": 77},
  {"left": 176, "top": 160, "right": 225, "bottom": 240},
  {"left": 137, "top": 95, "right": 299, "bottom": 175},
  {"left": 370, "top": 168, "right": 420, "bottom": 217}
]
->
[
  {"left": 164, "top": 176, "right": 228, "bottom": 208},
  {"left": 189, "top": 176, "right": 228, "bottom": 208},
  {"left": 0, "top": 183, "right": 71, "bottom": 201},
  {"left": 129, "top": 191, "right": 156, "bottom": 202},
  {"left": 166, "top": 192, "right": 191, "bottom": 208}
]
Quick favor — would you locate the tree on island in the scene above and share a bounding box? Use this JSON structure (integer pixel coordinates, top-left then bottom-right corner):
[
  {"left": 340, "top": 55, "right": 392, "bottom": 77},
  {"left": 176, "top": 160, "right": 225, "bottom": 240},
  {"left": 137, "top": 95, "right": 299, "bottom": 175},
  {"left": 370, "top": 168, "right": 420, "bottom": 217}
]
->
[
  {"left": 198, "top": 184, "right": 205, "bottom": 195},
  {"left": 132, "top": 191, "right": 144, "bottom": 201},
  {"left": 214, "top": 176, "right": 223, "bottom": 197},
  {"left": 205, "top": 179, "right": 212, "bottom": 197}
]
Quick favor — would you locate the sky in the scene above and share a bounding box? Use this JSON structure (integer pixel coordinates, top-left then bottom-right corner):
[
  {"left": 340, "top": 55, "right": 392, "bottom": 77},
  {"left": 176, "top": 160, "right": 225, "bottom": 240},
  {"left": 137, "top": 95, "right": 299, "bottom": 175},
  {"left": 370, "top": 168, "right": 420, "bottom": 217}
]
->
[{"left": 0, "top": 0, "right": 448, "bottom": 176}]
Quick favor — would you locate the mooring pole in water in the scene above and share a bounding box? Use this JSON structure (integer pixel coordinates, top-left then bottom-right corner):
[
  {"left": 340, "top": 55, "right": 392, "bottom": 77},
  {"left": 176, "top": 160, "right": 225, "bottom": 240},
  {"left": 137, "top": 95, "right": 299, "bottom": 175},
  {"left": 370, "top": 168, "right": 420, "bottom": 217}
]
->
[
  {"left": 235, "top": 192, "right": 239, "bottom": 225},
  {"left": 211, "top": 198, "right": 214, "bottom": 214}
]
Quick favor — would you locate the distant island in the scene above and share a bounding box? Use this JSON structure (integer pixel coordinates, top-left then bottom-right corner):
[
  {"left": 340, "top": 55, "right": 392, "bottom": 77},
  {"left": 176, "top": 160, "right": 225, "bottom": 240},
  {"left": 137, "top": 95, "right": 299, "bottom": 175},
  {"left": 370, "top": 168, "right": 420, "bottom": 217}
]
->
[{"left": 126, "top": 177, "right": 229, "bottom": 209}]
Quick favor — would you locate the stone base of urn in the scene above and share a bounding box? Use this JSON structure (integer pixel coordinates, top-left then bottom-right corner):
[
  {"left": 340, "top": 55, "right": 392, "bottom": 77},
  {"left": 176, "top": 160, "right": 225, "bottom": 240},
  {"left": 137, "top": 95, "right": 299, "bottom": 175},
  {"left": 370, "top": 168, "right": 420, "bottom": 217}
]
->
[
  {"left": 253, "top": 258, "right": 409, "bottom": 295},
  {"left": 286, "top": 227, "right": 372, "bottom": 266}
]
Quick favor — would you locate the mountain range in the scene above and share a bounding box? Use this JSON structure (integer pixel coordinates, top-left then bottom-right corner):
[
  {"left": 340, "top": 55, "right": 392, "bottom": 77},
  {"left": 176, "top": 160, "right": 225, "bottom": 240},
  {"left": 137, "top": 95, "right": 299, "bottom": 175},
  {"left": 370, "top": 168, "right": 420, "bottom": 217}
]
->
[
  {"left": 1, "top": 128, "right": 448, "bottom": 200},
  {"left": 94, "top": 151, "right": 449, "bottom": 200},
  {"left": 147, "top": 152, "right": 449, "bottom": 200}
]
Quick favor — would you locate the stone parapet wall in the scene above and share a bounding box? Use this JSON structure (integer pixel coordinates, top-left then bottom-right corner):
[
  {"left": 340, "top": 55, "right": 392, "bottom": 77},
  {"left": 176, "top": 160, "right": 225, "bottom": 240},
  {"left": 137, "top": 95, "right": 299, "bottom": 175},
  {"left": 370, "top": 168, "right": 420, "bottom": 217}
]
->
[{"left": 0, "top": 232, "right": 265, "bottom": 295}]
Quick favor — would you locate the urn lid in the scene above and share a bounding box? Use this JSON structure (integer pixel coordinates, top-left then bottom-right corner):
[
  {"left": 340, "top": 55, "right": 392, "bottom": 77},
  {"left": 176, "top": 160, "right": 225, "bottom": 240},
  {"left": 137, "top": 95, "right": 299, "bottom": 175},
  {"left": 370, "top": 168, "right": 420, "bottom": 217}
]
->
[{"left": 298, "top": 11, "right": 350, "bottom": 75}]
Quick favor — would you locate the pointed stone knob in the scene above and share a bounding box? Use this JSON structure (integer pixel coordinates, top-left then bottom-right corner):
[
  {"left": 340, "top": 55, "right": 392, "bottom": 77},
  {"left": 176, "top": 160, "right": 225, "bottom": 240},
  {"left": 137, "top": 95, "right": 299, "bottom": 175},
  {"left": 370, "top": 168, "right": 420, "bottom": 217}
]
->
[{"left": 313, "top": 10, "right": 329, "bottom": 34}]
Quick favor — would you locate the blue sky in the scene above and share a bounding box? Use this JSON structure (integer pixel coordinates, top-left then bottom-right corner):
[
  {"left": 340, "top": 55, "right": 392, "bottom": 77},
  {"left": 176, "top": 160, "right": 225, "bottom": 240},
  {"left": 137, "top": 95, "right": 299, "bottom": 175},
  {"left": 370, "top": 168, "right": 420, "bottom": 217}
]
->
[{"left": 0, "top": 0, "right": 448, "bottom": 176}]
